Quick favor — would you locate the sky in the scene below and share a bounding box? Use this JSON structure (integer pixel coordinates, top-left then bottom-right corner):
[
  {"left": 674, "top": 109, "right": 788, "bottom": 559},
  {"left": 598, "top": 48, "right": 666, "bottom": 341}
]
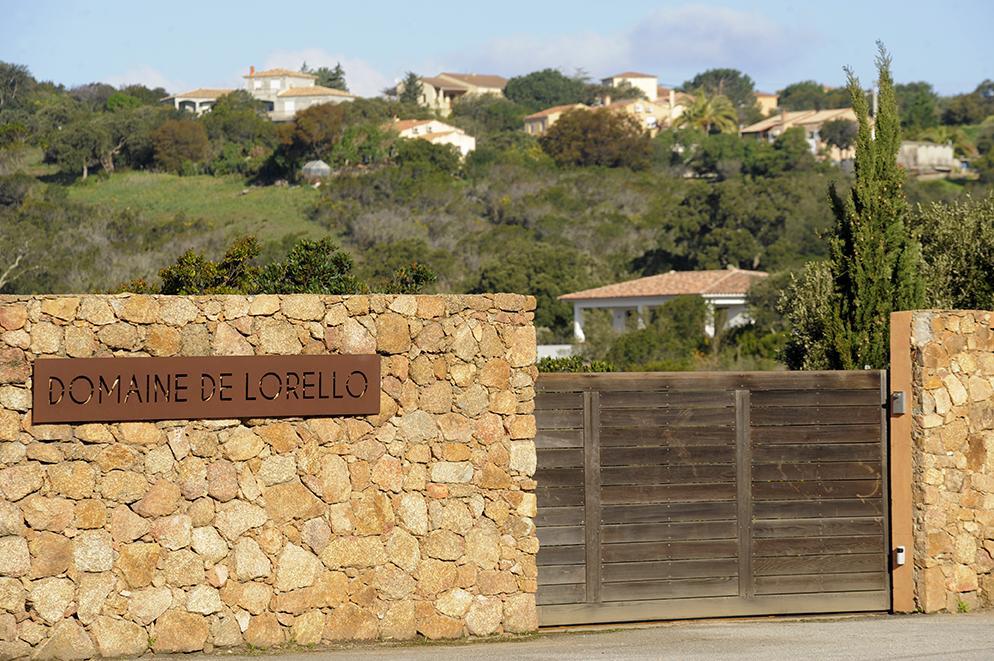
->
[{"left": 2, "top": 0, "right": 991, "bottom": 98}]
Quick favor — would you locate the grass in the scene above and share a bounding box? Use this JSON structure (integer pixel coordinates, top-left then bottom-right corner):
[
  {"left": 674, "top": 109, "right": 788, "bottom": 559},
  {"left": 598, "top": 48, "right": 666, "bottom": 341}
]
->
[{"left": 65, "top": 171, "right": 325, "bottom": 242}]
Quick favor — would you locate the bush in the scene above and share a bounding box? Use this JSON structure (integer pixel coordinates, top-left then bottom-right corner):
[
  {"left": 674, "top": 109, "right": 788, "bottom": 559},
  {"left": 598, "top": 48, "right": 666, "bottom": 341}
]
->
[
  {"left": 537, "top": 356, "right": 616, "bottom": 372},
  {"left": 539, "top": 109, "right": 651, "bottom": 170},
  {"left": 152, "top": 119, "right": 209, "bottom": 174}
]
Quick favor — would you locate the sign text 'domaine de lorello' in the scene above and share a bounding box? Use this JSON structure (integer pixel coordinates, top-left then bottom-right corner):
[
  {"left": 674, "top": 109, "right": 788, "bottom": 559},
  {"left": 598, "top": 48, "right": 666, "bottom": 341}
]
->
[{"left": 32, "top": 355, "right": 380, "bottom": 423}]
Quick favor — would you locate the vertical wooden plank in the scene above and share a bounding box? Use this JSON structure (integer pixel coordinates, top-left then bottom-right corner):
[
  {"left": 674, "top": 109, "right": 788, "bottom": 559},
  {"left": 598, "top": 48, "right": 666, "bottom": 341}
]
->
[
  {"left": 889, "top": 311, "right": 914, "bottom": 612},
  {"left": 583, "top": 390, "right": 602, "bottom": 603},
  {"left": 735, "top": 389, "right": 754, "bottom": 599}
]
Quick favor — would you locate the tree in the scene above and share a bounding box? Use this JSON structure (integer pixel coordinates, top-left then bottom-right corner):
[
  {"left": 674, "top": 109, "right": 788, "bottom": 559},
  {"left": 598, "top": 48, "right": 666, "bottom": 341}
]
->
[
  {"left": 800, "top": 44, "right": 925, "bottom": 369},
  {"left": 820, "top": 118, "right": 858, "bottom": 151},
  {"left": 683, "top": 68, "right": 759, "bottom": 123},
  {"left": 105, "top": 92, "right": 142, "bottom": 112},
  {"left": 941, "top": 80, "right": 994, "bottom": 125},
  {"left": 895, "top": 82, "right": 939, "bottom": 132},
  {"left": 450, "top": 95, "right": 528, "bottom": 135},
  {"left": 49, "top": 116, "right": 108, "bottom": 179},
  {"left": 317, "top": 63, "right": 348, "bottom": 92},
  {"left": 917, "top": 194, "right": 994, "bottom": 308},
  {"left": 504, "top": 69, "right": 587, "bottom": 112},
  {"left": 675, "top": 92, "right": 738, "bottom": 133},
  {"left": 0, "top": 62, "right": 37, "bottom": 111},
  {"left": 538, "top": 109, "right": 651, "bottom": 170},
  {"left": 398, "top": 72, "right": 423, "bottom": 106},
  {"left": 151, "top": 119, "right": 209, "bottom": 173},
  {"left": 778, "top": 81, "right": 850, "bottom": 111}
]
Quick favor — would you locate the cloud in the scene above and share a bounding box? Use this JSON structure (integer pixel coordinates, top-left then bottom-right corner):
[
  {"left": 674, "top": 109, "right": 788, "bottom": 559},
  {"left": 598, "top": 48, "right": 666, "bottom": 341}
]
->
[
  {"left": 261, "top": 48, "right": 391, "bottom": 97},
  {"left": 451, "top": 4, "right": 803, "bottom": 84},
  {"left": 102, "top": 66, "right": 186, "bottom": 93}
]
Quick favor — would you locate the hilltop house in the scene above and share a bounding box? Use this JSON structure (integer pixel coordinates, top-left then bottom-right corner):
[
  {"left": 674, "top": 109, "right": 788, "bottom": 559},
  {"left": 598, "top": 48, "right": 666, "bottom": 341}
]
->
[
  {"left": 560, "top": 268, "right": 768, "bottom": 342},
  {"left": 166, "top": 67, "right": 356, "bottom": 121},
  {"left": 386, "top": 119, "right": 476, "bottom": 158},
  {"left": 401, "top": 73, "right": 507, "bottom": 117},
  {"left": 602, "top": 72, "right": 660, "bottom": 101},
  {"left": 898, "top": 141, "right": 958, "bottom": 178},
  {"left": 741, "top": 108, "right": 859, "bottom": 161},
  {"left": 243, "top": 67, "right": 355, "bottom": 121},
  {"left": 755, "top": 91, "right": 779, "bottom": 116},
  {"left": 523, "top": 104, "right": 587, "bottom": 136}
]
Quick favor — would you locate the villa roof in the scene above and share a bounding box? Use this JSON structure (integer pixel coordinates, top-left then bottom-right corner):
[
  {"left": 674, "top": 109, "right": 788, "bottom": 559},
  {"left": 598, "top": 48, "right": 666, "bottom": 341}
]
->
[
  {"left": 742, "top": 107, "right": 856, "bottom": 133},
  {"left": 607, "top": 71, "right": 656, "bottom": 79},
  {"left": 277, "top": 85, "right": 354, "bottom": 98},
  {"left": 439, "top": 73, "right": 508, "bottom": 88},
  {"left": 244, "top": 68, "right": 317, "bottom": 79},
  {"left": 167, "top": 88, "right": 234, "bottom": 100},
  {"left": 524, "top": 104, "right": 587, "bottom": 120},
  {"left": 560, "top": 268, "right": 768, "bottom": 301}
]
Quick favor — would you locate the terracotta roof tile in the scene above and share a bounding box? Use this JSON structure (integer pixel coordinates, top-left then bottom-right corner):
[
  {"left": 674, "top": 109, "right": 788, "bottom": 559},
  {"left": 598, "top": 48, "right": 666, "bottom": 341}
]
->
[
  {"left": 245, "top": 68, "right": 317, "bottom": 79},
  {"left": 524, "top": 104, "right": 587, "bottom": 120},
  {"left": 607, "top": 71, "right": 656, "bottom": 79},
  {"left": 168, "top": 88, "right": 235, "bottom": 99},
  {"left": 560, "top": 269, "right": 768, "bottom": 301},
  {"left": 440, "top": 73, "right": 507, "bottom": 88},
  {"left": 277, "top": 85, "right": 354, "bottom": 98}
]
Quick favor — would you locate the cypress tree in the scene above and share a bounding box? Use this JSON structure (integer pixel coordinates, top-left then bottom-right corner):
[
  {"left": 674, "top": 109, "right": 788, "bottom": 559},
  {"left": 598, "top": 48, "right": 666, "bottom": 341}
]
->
[{"left": 824, "top": 43, "right": 925, "bottom": 369}]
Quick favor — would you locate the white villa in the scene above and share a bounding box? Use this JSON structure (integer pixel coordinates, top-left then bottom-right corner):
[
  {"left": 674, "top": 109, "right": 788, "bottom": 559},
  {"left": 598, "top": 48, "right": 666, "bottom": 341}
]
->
[
  {"left": 560, "top": 268, "right": 768, "bottom": 341},
  {"left": 402, "top": 73, "right": 507, "bottom": 117},
  {"left": 386, "top": 119, "right": 476, "bottom": 158},
  {"left": 166, "top": 67, "right": 356, "bottom": 121}
]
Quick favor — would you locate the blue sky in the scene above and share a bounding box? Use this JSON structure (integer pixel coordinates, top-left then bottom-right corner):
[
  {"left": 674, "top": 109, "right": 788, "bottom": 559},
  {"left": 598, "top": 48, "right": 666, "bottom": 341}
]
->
[{"left": 3, "top": 0, "right": 991, "bottom": 97}]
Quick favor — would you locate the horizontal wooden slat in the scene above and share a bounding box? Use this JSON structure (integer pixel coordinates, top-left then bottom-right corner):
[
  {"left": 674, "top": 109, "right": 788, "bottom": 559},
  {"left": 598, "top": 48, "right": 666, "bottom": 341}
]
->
[
  {"left": 601, "top": 464, "right": 737, "bottom": 486},
  {"left": 601, "top": 558, "right": 739, "bottom": 582},
  {"left": 535, "top": 409, "right": 583, "bottom": 429},
  {"left": 536, "top": 486, "right": 584, "bottom": 507},
  {"left": 753, "top": 443, "right": 882, "bottom": 463},
  {"left": 536, "top": 583, "right": 585, "bottom": 605},
  {"left": 537, "top": 564, "right": 586, "bottom": 586},
  {"left": 536, "top": 429, "right": 584, "bottom": 449},
  {"left": 602, "top": 520, "right": 737, "bottom": 543},
  {"left": 754, "top": 498, "right": 883, "bottom": 519},
  {"left": 535, "top": 392, "right": 584, "bottom": 410},
  {"left": 751, "top": 406, "right": 880, "bottom": 426},
  {"left": 602, "top": 446, "right": 736, "bottom": 466},
  {"left": 535, "top": 506, "right": 584, "bottom": 527},
  {"left": 600, "top": 426, "right": 735, "bottom": 447},
  {"left": 602, "top": 539, "right": 738, "bottom": 563},
  {"left": 754, "top": 572, "right": 886, "bottom": 595},
  {"left": 537, "top": 371, "right": 883, "bottom": 393},
  {"left": 598, "top": 390, "right": 735, "bottom": 409},
  {"left": 536, "top": 448, "right": 583, "bottom": 468},
  {"left": 534, "top": 467, "right": 584, "bottom": 487},
  {"left": 751, "top": 389, "right": 882, "bottom": 407},
  {"left": 601, "top": 576, "right": 737, "bottom": 602},
  {"left": 537, "top": 544, "right": 585, "bottom": 566},
  {"left": 752, "top": 461, "right": 881, "bottom": 482},
  {"left": 753, "top": 553, "right": 883, "bottom": 576},
  {"left": 753, "top": 480, "right": 883, "bottom": 501},
  {"left": 537, "top": 525, "right": 585, "bottom": 546},
  {"left": 754, "top": 535, "right": 883, "bottom": 556},
  {"left": 601, "top": 501, "right": 737, "bottom": 524},
  {"left": 600, "top": 408, "right": 735, "bottom": 427},
  {"left": 752, "top": 426, "right": 881, "bottom": 445},
  {"left": 602, "top": 483, "right": 737, "bottom": 504},
  {"left": 538, "top": 591, "right": 889, "bottom": 627},
  {"left": 753, "top": 517, "right": 883, "bottom": 538}
]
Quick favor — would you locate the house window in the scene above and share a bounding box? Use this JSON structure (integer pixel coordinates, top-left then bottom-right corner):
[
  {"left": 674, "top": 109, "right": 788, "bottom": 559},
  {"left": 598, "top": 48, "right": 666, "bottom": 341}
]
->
[
  {"left": 271, "top": 79, "right": 282, "bottom": 90},
  {"left": 283, "top": 100, "right": 295, "bottom": 114},
  {"left": 635, "top": 103, "right": 643, "bottom": 113},
  {"left": 254, "top": 80, "right": 262, "bottom": 90}
]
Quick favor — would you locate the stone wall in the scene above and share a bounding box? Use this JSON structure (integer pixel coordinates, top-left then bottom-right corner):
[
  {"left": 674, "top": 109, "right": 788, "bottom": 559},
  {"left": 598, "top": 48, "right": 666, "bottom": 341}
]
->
[
  {"left": 909, "top": 310, "right": 994, "bottom": 612},
  {"left": 0, "top": 293, "right": 538, "bottom": 658}
]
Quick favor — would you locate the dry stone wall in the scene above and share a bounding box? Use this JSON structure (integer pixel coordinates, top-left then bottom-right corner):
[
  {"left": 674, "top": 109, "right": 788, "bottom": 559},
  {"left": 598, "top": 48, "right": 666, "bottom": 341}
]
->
[
  {"left": 0, "top": 293, "right": 539, "bottom": 658},
  {"left": 910, "top": 310, "right": 994, "bottom": 613}
]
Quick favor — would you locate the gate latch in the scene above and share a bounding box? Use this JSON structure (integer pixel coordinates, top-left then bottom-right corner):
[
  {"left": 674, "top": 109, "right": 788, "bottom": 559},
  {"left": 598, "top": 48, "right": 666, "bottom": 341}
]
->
[{"left": 891, "top": 391, "right": 906, "bottom": 416}]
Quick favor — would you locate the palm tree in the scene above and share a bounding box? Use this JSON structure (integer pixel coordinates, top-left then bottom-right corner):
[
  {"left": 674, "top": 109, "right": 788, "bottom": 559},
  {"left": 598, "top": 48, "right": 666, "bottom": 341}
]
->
[{"left": 676, "top": 91, "right": 739, "bottom": 134}]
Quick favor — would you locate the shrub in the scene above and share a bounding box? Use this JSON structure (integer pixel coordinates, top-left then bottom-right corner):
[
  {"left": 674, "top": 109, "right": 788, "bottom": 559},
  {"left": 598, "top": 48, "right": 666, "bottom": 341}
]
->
[
  {"left": 152, "top": 119, "right": 209, "bottom": 174},
  {"left": 539, "top": 109, "right": 651, "bottom": 170}
]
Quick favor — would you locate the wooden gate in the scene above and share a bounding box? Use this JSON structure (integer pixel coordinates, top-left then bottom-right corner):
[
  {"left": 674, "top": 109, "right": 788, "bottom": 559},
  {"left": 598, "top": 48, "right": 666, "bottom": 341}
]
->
[{"left": 534, "top": 371, "right": 890, "bottom": 626}]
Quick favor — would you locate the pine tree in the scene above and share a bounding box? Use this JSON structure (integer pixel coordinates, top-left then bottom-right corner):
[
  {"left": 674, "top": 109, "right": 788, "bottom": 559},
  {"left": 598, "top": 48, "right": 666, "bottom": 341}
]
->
[
  {"left": 398, "top": 72, "right": 423, "bottom": 106},
  {"left": 823, "top": 43, "right": 925, "bottom": 369}
]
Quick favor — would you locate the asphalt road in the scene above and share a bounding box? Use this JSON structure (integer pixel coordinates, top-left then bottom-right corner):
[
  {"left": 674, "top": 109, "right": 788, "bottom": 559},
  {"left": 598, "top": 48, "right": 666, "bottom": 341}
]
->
[{"left": 202, "top": 612, "right": 994, "bottom": 660}]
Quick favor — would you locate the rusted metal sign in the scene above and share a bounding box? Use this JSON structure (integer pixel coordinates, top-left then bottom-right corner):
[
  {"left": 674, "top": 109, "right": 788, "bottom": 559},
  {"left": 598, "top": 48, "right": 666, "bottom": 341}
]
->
[{"left": 32, "top": 355, "right": 380, "bottom": 423}]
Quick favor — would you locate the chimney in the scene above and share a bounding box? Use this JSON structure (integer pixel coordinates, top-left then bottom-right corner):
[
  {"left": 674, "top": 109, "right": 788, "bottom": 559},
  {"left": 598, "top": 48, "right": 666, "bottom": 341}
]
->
[{"left": 250, "top": 65, "right": 255, "bottom": 76}]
